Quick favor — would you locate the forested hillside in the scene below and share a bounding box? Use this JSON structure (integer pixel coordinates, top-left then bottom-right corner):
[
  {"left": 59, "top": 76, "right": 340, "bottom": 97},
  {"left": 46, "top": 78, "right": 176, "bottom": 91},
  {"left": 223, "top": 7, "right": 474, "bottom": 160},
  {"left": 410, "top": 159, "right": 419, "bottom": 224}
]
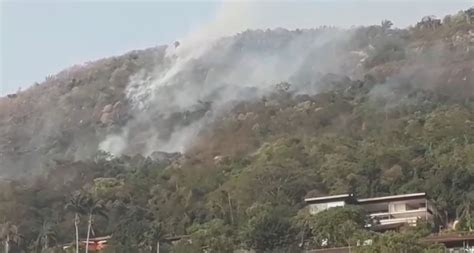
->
[{"left": 0, "top": 8, "right": 473, "bottom": 253}]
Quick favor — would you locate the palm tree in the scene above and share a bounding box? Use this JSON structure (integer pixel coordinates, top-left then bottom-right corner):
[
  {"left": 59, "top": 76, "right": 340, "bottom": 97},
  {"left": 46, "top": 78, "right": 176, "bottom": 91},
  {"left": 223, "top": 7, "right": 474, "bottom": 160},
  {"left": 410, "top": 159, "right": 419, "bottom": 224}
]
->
[
  {"left": 82, "top": 197, "right": 107, "bottom": 253},
  {"left": 0, "top": 222, "right": 20, "bottom": 253},
  {"left": 35, "top": 221, "right": 56, "bottom": 252},
  {"left": 143, "top": 221, "right": 163, "bottom": 253},
  {"left": 66, "top": 192, "right": 88, "bottom": 253},
  {"left": 0, "top": 222, "right": 11, "bottom": 253},
  {"left": 381, "top": 19, "right": 393, "bottom": 31},
  {"left": 112, "top": 205, "right": 144, "bottom": 251},
  {"left": 113, "top": 205, "right": 161, "bottom": 252}
]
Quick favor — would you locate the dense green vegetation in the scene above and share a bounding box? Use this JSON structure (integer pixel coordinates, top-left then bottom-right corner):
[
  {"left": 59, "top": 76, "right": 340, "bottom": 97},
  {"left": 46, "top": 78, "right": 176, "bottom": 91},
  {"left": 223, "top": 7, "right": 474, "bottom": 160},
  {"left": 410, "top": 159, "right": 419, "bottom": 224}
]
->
[
  {"left": 2, "top": 74, "right": 474, "bottom": 252},
  {"left": 1, "top": 9, "right": 473, "bottom": 253}
]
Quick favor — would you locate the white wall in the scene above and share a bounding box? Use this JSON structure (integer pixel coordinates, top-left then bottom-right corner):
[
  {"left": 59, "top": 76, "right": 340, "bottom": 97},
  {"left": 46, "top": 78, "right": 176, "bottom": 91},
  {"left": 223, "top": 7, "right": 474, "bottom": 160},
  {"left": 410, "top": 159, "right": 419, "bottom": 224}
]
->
[{"left": 309, "top": 201, "right": 345, "bottom": 215}]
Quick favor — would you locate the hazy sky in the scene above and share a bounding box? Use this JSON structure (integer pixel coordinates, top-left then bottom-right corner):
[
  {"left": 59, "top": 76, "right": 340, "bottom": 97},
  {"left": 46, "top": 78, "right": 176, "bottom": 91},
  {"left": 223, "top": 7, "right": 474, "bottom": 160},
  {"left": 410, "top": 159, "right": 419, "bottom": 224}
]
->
[{"left": 1, "top": 0, "right": 472, "bottom": 95}]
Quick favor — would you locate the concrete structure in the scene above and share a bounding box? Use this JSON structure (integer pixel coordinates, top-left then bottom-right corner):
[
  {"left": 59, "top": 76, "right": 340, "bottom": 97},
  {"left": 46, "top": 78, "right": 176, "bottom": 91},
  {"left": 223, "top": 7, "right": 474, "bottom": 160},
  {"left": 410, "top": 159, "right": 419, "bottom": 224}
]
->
[
  {"left": 62, "top": 236, "right": 111, "bottom": 252},
  {"left": 305, "top": 192, "right": 434, "bottom": 231},
  {"left": 358, "top": 193, "right": 434, "bottom": 231},
  {"left": 305, "top": 194, "right": 357, "bottom": 215},
  {"left": 307, "top": 247, "right": 350, "bottom": 253},
  {"left": 424, "top": 233, "right": 474, "bottom": 253}
]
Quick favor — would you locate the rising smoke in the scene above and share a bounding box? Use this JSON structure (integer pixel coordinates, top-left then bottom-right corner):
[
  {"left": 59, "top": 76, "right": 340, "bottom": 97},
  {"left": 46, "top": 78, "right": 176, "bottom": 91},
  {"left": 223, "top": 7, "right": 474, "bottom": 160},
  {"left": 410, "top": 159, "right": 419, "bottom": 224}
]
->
[
  {"left": 98, "top": 2, "right": 358, "bottom": 156},
  {"left": 1, "top": 2, "right": 472, "bottom": 177}
]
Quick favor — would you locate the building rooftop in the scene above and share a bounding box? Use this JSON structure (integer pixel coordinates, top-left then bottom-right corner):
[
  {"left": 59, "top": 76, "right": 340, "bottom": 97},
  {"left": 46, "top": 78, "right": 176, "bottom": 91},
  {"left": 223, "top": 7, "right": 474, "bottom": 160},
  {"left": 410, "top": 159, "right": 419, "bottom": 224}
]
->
[
  {"left": 305, "top": 192, "right": 427, "bottom": 204},
  {"left": 358, "top": 192, "right": 427, "bottom": 203},
  {"left": 79, "top": 235, "right": 111, "bottom": 241},
  {"left": 304, "top": 193, "right": 354, "bottom": 203},
  {"left": 423, "top": 233, "right": 474, "bottom": 243}
]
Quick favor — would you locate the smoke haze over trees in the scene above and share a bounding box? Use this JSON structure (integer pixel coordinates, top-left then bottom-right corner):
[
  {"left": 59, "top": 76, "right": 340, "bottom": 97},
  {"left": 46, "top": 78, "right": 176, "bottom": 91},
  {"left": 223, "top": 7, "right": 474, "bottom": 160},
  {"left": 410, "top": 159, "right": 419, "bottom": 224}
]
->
[{"left": 0, "top": 6, "right": 473, "bottom": 253}]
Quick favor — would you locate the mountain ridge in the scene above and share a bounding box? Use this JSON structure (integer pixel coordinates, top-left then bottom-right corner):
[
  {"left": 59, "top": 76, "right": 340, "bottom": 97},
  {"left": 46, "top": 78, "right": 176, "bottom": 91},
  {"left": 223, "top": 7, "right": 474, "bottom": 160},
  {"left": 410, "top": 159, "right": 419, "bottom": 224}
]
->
[
  {"left": 0, "top": 11, "right": 473, "bottom": 178},
  {"left": 0, "top": 9, "right": 474, "bottom": 252}
]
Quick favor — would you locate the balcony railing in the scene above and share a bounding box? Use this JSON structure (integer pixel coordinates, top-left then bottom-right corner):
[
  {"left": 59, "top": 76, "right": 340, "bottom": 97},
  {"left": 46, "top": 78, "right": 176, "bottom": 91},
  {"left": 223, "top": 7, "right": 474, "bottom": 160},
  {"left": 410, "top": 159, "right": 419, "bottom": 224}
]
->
[{"left": 369, "top": 208, "right": 431, "bottom": 219}]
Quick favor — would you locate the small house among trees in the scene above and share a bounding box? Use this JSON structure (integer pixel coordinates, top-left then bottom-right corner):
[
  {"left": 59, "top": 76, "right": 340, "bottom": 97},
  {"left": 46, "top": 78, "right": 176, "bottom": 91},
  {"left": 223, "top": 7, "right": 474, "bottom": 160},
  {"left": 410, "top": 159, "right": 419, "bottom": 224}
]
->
[{"left": 305, "top": 192, "right": 434, "bottom": 231}]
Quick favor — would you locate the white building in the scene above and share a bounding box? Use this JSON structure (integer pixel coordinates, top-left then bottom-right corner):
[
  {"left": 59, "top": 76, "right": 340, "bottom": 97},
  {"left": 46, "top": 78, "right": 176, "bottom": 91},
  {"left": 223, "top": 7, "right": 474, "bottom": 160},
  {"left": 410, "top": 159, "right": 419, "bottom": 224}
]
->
[{"left": 304, "top": 192, "right": 434, "bottom": 231}]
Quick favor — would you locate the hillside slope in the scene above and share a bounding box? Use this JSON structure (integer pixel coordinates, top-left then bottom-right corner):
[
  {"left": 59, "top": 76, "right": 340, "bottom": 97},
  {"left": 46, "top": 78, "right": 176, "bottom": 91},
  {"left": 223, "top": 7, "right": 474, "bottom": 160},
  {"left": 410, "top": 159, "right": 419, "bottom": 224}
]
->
[
  {"left": 1, "top": 12, "right": 473, "bottom": 177},
  {"left": 0, "top": 9, "right": 473, "bottom": 253}
]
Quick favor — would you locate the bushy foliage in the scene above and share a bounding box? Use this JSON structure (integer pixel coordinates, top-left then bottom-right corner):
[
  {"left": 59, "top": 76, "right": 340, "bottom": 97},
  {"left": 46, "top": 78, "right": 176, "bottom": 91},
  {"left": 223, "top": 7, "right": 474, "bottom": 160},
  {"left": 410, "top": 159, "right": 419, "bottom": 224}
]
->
[
  {"left": 0, "top": 8, "right": 473, "bottom": 253},
  {"left": 357, "top": 231, "right": 444, "bottom": 253},
  {"left": 240, "top": 204, "right": 295, "bottom": 252},
  {"left": 293, "top": 206, "right": 369, "bottom": 249}
]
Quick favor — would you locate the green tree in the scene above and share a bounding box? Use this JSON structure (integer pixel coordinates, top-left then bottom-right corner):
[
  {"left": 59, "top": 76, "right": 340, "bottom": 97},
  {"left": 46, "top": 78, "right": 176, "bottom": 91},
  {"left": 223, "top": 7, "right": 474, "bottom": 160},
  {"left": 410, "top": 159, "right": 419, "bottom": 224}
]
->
[
  {"left": 35, "top": 221, "right": 56, "bottom": 253},
  {"left": 65, "top": 192, "right": 88, "bottom": 253},
  {"left": 240, "top": 204, "right": 295, "bottom": 253},
  {"left": 112, "top": 205, "right": 162, "bottom": 253},
  {"left": 357, "top": 231, "right": 444, "bottom": 253},
  {"left": 294, "top": 206, "right": 367, "bottom": 249},
  {"left": 456, "top": 192, "right": 474, "bottom": 231},
  {"left": 185, "top": 219, "right": 234, "bottom": 253},
  {"left": 0, "top": 222, "right": 20, "bottom": 253},
  {"left": 81, "top": 197, "right": 107, "bottom": 253},
  {"left": 381, "top": 20, "right": 393, "bottom": 30}
]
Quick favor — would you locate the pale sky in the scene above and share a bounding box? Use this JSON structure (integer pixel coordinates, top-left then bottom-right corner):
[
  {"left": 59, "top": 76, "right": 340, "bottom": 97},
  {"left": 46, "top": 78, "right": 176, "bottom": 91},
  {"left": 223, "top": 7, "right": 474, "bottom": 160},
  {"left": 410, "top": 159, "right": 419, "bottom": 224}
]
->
[{"left": 1, "top": 0, "right": 472, "bottom": 95}]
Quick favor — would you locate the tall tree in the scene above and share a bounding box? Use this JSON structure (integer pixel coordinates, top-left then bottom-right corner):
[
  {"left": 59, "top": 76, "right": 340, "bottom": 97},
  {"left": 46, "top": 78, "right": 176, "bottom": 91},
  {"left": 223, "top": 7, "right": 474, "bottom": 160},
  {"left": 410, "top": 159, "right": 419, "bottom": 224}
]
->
[
  {"left": 294, "top": 206, "right": 367, "bottom": 249},
  {"left": 66, "top": 192, "right": 88, "bottom": 253},
  {"left": 35, "top": 221, "right": 56, "bottom": 253},
  {"left": 456, "top": 192, "right": 474, "bottom": 231},
  {"left": 82, "top": 196, "right": 107, "bottom": 253},
  {"left": 0, "top": 222, "right": 20, "bottom": 253}
]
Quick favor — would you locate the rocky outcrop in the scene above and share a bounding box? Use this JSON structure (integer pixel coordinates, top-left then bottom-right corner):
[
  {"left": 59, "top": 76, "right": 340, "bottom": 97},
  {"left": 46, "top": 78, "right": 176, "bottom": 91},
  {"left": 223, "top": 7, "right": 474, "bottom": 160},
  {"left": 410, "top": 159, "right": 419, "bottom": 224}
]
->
[{"left": 99, "top": 101, "right": 124, "bottom": 125}]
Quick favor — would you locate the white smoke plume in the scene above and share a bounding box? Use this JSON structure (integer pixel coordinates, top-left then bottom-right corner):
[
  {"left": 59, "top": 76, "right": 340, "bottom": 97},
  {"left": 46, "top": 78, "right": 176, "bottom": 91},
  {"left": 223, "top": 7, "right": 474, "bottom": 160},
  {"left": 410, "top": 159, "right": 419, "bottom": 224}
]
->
[{"left": 97, "top": 2, "right": 363, "bottom": 156}]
